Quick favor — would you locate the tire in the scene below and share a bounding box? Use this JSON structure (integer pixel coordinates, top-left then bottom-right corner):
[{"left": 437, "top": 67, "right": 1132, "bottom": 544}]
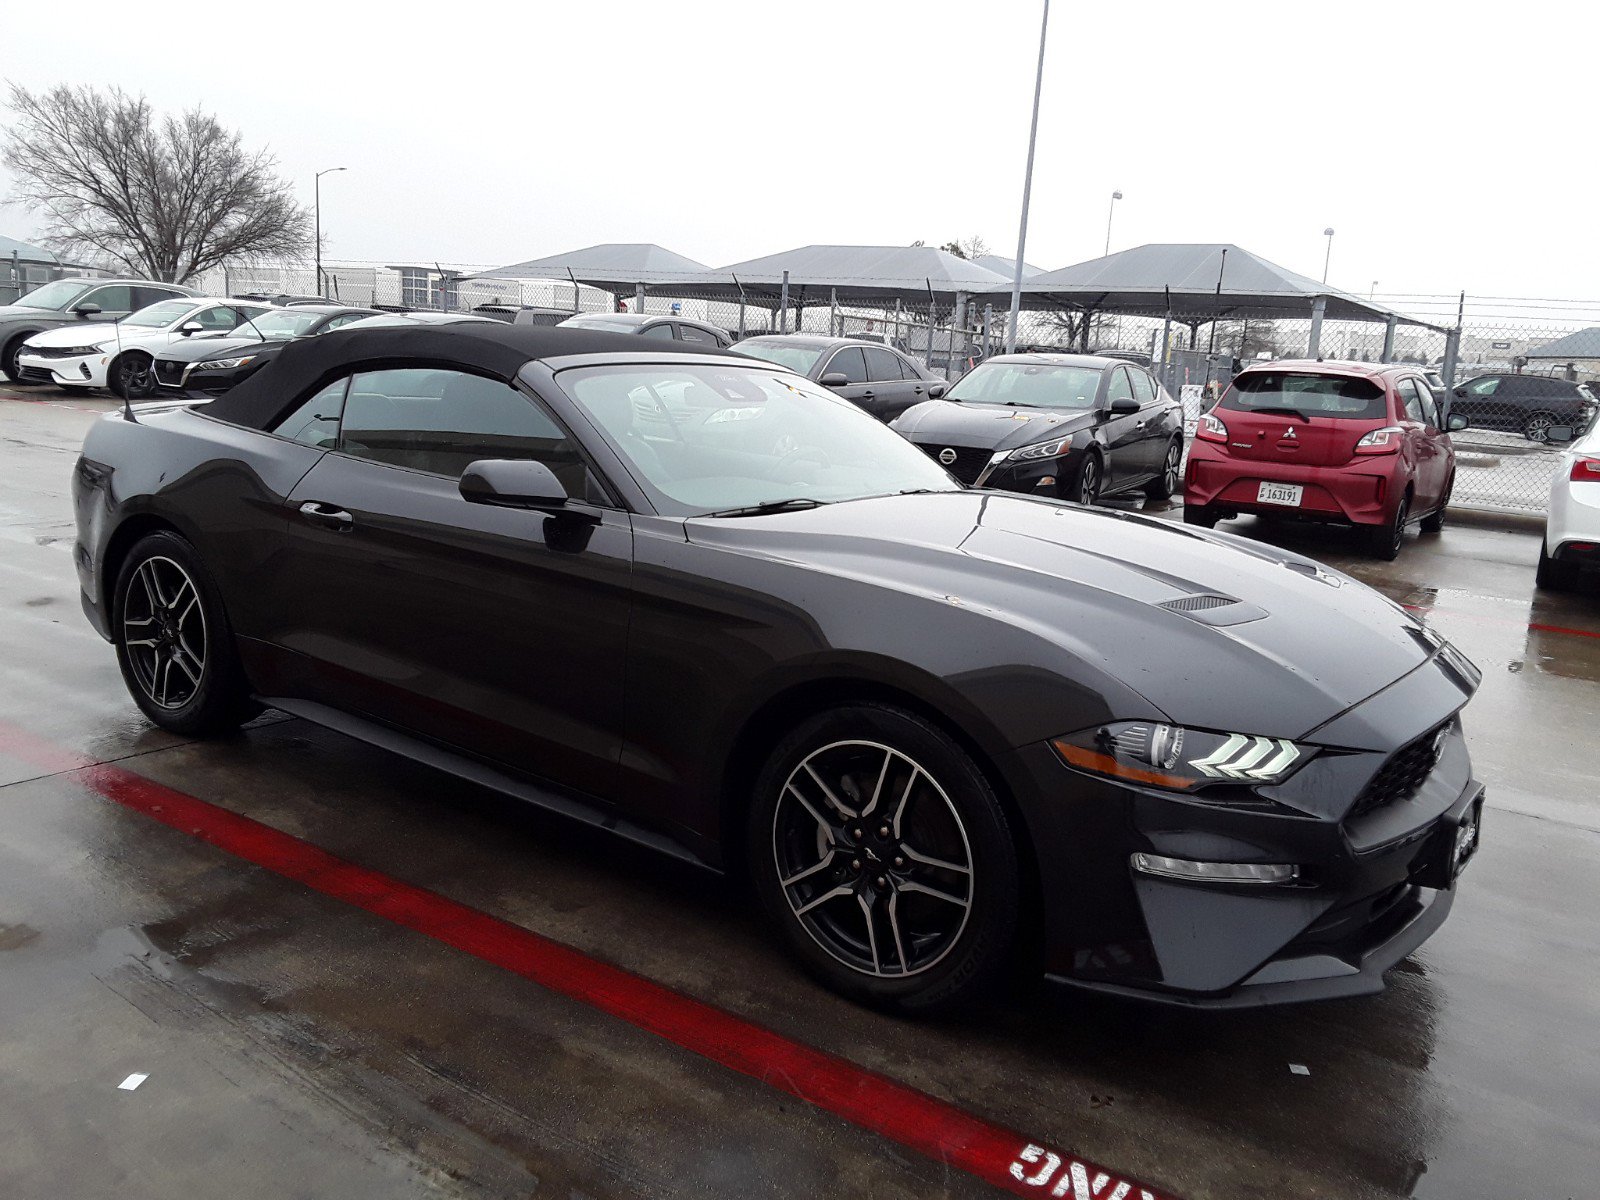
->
[
  {"left": 3, "top": 335, "right": 38, "bottom": 385},
  {"left": 1367, "top": 492, "right": 1410, "bottom": 560},
  {"left": 1182, "top": 503, "right": 1219, "bottom": 528},
  {"left": 1144, "top": 439, "right": 1182, "bottom": 500},
  {"left": 109, "top": 352, "right": 157, "bottom": 400},
  {"left": 1420, "top": 475, "right": 1452, "bottom": 534},
  {"left": 112, "top": 530, "right": 260, "bottom": 735},
  {"left": 1536, "top": 541, "right": 1578, "bottom": 592},
  {"left": 1065, "top": 451, "right": 1103, "bottom": 506},
  {"left": 747, "top": 704, "right": 1020, "bottom": 1014},
  {"left": 1523, "top": 411, "right": 1558, "bottom": 443}
]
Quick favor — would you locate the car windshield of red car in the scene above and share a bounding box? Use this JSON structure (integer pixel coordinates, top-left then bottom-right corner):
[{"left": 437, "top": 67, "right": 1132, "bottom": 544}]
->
[{"left": 1222, "top": 372, "right": 1386, "bottom": 420}]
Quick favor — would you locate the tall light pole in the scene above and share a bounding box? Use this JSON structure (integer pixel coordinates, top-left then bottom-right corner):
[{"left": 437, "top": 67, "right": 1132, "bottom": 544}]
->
[
  {"left": 1370, "top": 280, "right": 1378, "bottom": 299},
  {"left": 314, "top": 167, "right": 348, "bottom": 296},
  {"left": 1006, "top": 0, "right": 1050, "bottom": 354},
  {"left": 1321, "top": 226, "right": 1335, "bottom": 284},
  {"left": 1104, "top": 189, "right": 1123, "bottom": 257}
]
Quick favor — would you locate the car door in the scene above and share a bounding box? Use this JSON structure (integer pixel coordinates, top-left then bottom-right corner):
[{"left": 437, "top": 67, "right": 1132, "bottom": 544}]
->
[
  {"left": 77, "top": 284, "right": 137, "bottom": 320},
  {"left": 1126, "top": 367, "right": 1174, "bottom": 480},
  {"left": 818, "top": 345, "right": 873, "bottom": 411},
  {"left": 1098, "top": 366, "right": 1148, "bottom": 490},
  {"left": 263, "top": 365, "right": 634, "bottom": 798},
  {"left": 861, "top": 345, "right": 920, "bottom": 421},
  {"left": 1397, "top": 377, "right": 1445, "bottom": 511}
]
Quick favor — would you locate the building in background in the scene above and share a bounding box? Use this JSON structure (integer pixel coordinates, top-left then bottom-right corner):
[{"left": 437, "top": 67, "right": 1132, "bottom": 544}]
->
[{"left": 0, "top": 234, "right": 111, "bottom": 304}]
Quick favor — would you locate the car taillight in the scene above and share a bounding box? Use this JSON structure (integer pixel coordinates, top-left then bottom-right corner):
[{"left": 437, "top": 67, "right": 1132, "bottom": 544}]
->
[
  {"left": 1354, "top": 426, "right": 1404, "bottom": 454},
  {"left": 1196, "top": 413, "right": 1228, "bottom": 443},
  {"left": 1571, "top": 456, "right": 1600, "bottom": 482}
]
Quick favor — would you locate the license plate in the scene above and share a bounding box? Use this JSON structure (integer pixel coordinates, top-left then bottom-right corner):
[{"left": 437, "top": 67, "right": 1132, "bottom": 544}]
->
[{"left": 1257, "top": 481, "right": 1303, "bottom": 507}]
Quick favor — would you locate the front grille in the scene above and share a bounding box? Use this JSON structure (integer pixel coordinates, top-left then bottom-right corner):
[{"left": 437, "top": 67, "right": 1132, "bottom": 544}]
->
[
  {"left": 29, "top": 345, "right": 88, "bottom": 360},
  {"left": 1158, "top": 593, "right": 1237, "bottom": 612},
  {"left": 917, "top": 443, "right": 992, "bottom": 485},
  {"left": 16, "top": 366, "right": 54, "bottom": 384},
  {"left": 1350, "top": 725, "right": 1446, "bottom": 819},
  {"left": 154, "top": 360, "right": 186, "bottom": 386}
]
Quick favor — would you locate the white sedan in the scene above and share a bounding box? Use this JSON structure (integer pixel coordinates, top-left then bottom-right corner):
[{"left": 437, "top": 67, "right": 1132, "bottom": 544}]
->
[
  {"left": 17, "top": 298, "right": 271, "bottom": 397},
  {"left": 1537, "top": 418, "right": 1600, "bottom": 590}
]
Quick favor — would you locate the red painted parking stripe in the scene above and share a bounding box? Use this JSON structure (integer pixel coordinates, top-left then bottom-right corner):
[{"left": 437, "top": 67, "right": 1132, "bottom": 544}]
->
[
  {"left": 0, "top": 721, "right": 1175, "bottom": 1200},
  {"left": 1402, "top": 602, "right": 1600, "bottom": 641}
]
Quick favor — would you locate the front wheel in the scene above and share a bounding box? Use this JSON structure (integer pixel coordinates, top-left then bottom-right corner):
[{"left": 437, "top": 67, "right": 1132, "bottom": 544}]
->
[
  {"left": 3, "top": 335, "right": 36, "bottom": 384},
  {"left": 1144, "top": 439, "right": 1183, "bottom": 500},
  {"left": 748, "top": 705, "right": 1020, "bottom": 1014},
  {"left": 113, "top": 530, "right": 260, "bottom": 734},
  {"left": 1065, "top": 451, "right": 1102, "bottom": 506},
  {"left": 109, "top": 353, "right": 157, "bottom": 399}
]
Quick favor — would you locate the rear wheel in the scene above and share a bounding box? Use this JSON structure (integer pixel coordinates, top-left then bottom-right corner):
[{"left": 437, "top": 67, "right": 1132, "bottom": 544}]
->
[
  {"left": 1066, "top": 451, "right": 1102, "bottom": 506},
  {"left": 113, "top": 530, "right": 260, "bottom": 735},
  {"left": 748, "top": 704, "right": 1020, "bottom": 1014},
  {"left": 1523, "top": 411, "right": 1559, "bottom": 443},
  {"left": 1420, "top": 475, "right": 1452, "bottom": 533},
  {"left": 1368, "top": 493, "right": 1410, "bottom": 560},
  {"left": 1144, "top": 439, "right": 1182, "bottom": 500},
  {"left": 1536, "top": 541, "right": 1578, "bottom": 591}
]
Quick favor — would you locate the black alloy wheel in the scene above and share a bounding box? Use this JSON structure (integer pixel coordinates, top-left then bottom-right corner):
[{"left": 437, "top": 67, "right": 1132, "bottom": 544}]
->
[
  {"left": 1420, "top": 475, "right": 1452, "bottom": 533},
  {"left": 1145, "top": 439, "right": 1182, "bottom": 500},
  {"left": 1068, "top": 452, "right": 1102, "bottom": 506},
  {"left": 1523, "top": 411, "right": 1558, "bottom": 443},
  {"left": 1369, "top": 493, "right": 1410, "bottom": 561},
  {"left": 113, "top": 531, "right": 259, "bottom": 734},
  {"left": 750, "top": 705, "right": 1019, "bottom": 1013},
  {"left": 112, "top": 353, "right": 157, "bottom": 400}
]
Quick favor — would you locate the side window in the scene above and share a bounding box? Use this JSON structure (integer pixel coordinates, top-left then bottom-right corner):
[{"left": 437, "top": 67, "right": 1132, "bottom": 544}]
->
[
  {"left": 272, "top": 378, "right": 349, "bottom": 449},
  {"left": 1467, "top": 377, "right": 1500, "bottom": 397},
  {"left": 1397, "top": 379, "right": 1427, "bottom": 423},
  {"left": 1417, "top": 381, "right": 1443, "bottom": 428},
  {"left": 194, "top": 306, "right": 242, "bottom": 331},
  {"left": 338, "top": 368, "right": 589, "bottom": 491},
  {"left": 823, "top": 346, "right": 868, "bottom": 384},
  {"left": 82, "top": 285, "right": 135, "bottom": 313},
  {"left": 319, "top": 313, "right": 366, "bottom": 333},
  {"left": 863, "top": 346, "right": 905, "bottom": 383},
  {"left": 677, "top": 323, "right": 717, "bottom": 346},
  {"left": 1106, "top": 367, "right": 1135, "bottom": 403},
  {"left": 639, "top": 322, "right": 678, "bottom": 340},
  {"left": 133, "top": 286, "right": 185, "bottom": 309},
  {"left": 1130, "top": 369, "right": 1157, "bottom": 403},
  {"left": 894, "top": 354, "right": 921, "bottom": 380}
]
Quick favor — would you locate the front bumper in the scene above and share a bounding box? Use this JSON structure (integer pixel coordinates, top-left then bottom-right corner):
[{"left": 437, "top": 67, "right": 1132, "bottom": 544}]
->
[{"left": 16, "top": 350, "right": 110, "bottom": 389}]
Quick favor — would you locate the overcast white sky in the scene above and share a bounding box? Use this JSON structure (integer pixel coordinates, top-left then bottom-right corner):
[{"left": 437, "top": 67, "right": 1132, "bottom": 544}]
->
[{"left": 1, "top": 1, "right": 1593, "bottom": 303}]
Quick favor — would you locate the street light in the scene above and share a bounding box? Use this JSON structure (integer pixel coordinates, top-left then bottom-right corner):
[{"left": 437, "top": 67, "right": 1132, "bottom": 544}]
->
[
  {"left": 1104, "top": 190, "right": 1123, "bottom": 257},
  {"left": 1370, "top": 280, "right": 1379, "bottom": 300},
  {"left": 314, "top": 167, "right": 348, "bottom": 297},
  {"left": 1005, "top": 0, "right": 1050, "bottom": 354},
  {"left": 1321, "top": 226, "right": 1335, "bottom": 284}
]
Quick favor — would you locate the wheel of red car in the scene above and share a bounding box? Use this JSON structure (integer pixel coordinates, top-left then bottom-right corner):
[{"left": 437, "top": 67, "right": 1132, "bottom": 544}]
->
[
  {"left": 1182, "top": 503, "right": 1219, "bottom": 528},
  {"left": 748, "top": 704, "right": 1020, "bottom": 1014},
  {"left": 1369, "top": 492, "right": 1410, "bottom": 560},
  {"left": 1420, "top": 475, "right": 1452, "bottom": 534},
  {"left": 1523, "top": 411, "right": 1558, "bottom": 443}
]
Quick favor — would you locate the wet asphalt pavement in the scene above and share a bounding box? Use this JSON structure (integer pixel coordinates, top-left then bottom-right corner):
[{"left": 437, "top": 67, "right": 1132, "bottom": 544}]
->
[{"left": 0, "top": 392, "right": 1595, "bottom": 1200}]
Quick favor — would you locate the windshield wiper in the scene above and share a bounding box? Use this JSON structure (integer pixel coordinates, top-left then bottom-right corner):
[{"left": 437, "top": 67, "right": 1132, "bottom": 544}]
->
[
  {"left": 1247, "top": 405, "right": 1312, "bottom": 421},
  {"left": 707, "top": 497, "right": 830, "bottom": 518}
]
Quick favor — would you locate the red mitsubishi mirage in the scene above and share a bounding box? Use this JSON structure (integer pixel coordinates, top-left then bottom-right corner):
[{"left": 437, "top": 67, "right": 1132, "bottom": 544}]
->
[{"left": 1183, "top": 361, "right": 1469, "bottom": 559}]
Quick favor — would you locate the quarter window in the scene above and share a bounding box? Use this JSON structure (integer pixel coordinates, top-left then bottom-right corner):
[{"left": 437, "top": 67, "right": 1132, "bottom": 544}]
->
[
  {"left": 1130, "top": 369, "right": 1157, "bottom": 403},
  {"left": 677, "top": 323, "right": 718, "bottom": 346},
  {"left": 272, "top": 378, "right": 348, "bottom": 449},
  {"left": 824, "top": 346, "right": 868, "bottom": 384},
  {"left": 1397, "top": 379, "right": 1427, "bottom": 424},
  {"left": 639, "top": 322, "right": 678, "bottom": 340}
]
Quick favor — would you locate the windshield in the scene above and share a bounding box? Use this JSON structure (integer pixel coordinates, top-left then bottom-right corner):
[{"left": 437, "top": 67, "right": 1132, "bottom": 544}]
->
[
  {"left": 560, "top": 363, "right": 961, "bottom": 515},
  {"left": 122, "top": 300, "right": 202, "bottom": 329},
  {"left": 563, "top": 315, "right": 642, "bottom": 333},
  {"left": 238, "top": 309, "right": 325, "bottom": 338},
  {"left": 1222, "top": 371, "right": 1386, "bottom": 419},
  {"left": 729, "top": 340, "right": 824, "bottom": 374},
  {"left": 12, "top": 279, "right": 93, "bottom": 311},
  {"left": 945, "top": 362, "right": 1104, "bottom": 409}
]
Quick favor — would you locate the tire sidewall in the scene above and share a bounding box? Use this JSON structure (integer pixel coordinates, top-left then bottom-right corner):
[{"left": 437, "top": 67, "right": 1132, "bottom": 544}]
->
[
  {"left": 747, "top": 704, "right": 1019, "bottom": 1013},
  {"left": 112, "top": 530, "right": 251, "bottom": 734},
  {"left": 1067, "top": 451, "right": 1102, "bottom": 506},
  {"left": 112, "top": 353, "right": 155, "bottom": 400}
]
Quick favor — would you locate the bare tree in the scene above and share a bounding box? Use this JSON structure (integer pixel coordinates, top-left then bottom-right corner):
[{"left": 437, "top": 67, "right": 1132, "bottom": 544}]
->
[
  {"left": 2, "top": 84, "right": 310, "bottom": 283},
  {"left": 937, "top": 235, "right": 991, "bottom": 261}
]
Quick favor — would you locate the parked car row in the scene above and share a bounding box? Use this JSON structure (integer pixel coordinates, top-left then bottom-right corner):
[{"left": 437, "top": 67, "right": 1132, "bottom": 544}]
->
[{"left": 73, "top": 320, "right": 1485, "bottom": 1014}]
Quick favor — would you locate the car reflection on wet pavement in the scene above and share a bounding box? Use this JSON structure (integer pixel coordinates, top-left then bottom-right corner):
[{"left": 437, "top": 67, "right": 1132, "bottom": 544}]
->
[{"left": 1, "top": 394, "right": 1596, "bottom": 1200}]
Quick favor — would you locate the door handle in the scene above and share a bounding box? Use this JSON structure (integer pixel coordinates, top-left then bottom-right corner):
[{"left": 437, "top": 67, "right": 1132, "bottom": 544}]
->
[
  {"left": 298, "top": 501, "right": 354, "bottom": 530},
  {"left": 861, "top": 389, "right": 875, "bottom": 398},
  {"left": 1135, "top": 419, "right": 1148, "bottom": 428},
  {"left": 913, "top": 385, "right": 924, "bottom": 394}
]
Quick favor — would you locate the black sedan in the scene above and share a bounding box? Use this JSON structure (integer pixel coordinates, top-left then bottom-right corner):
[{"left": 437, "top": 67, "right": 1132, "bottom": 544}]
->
[
  {"left": 732, "top": 334, "right": 944, "bottom": 423},
  {"left": 72, "top": 323, "right": 1484, "bottom": 1013},
  {"left": 153, "top": 305, "right": 381, "bottom": 396},
  {"left": 891, "top": 354, "right": 1185, "bottom": 505}
]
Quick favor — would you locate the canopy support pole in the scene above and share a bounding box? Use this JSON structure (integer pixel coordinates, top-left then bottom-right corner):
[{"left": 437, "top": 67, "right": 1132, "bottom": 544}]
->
[
  {"left": 830, "top": 288, "right": 839, "bottom": 338},
  {"left": 926, "top": 278, "right": 937, "bottom": 372},
  {"left": 1441, "top": 292, "right": 1465, "bottom": 390},
  {"left": 779, "top": 270, "right": 789, "bottom": 334},
  {"left": 983, "top": 304, "right": 993, "bottom": 356},
  {"left": 893, "top": 299, "right": 902, "bottom": 346},
  {"left": 566, "top": 268, "right": 580, "bottom": 313},
  {"left": 634, "top": 282, "right": 645, "bottom": 313},
  {"left": 953, "top": 290, "right": 969, "bottom": 377},
  {"left": 1307, "top": 295, "right": 1328, "bottom": 358},
  {"left": 1381, "top": 315, "right": 1398, "bottom": 363},
  {"left": 732, "top": 273, "right": 746, "bottom": 337}
]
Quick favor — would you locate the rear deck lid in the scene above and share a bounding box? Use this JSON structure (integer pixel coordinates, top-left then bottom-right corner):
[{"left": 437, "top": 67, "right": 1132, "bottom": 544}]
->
[{"left": 1214, "top": 370, "right": 1389, "bottom": 468}]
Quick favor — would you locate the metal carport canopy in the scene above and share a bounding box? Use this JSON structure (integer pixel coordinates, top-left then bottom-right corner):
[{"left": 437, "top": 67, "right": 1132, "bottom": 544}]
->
[
  {"left": 467, "top": 243, "right": 712, "bottom": 292},
  {"left": 976, "top": 243, "right": 1449, "bottom": 331},
  {"left": 661, "top": 244, "right": 1013, "bottom": 307},
  {"left": 1526, "top": 327, "right": 1600, "bottom": 359}
]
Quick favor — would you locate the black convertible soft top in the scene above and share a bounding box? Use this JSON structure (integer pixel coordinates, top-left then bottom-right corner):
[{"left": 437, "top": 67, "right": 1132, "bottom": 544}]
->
[{"left": 202, "top": 322, "right": 720, "bottom": 430}]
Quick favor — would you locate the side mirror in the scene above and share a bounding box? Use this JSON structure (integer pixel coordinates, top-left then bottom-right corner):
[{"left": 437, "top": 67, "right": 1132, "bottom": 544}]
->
[
  {"left": 72, "top": 302, "right": 102, "bottom": 318},
  {"left": 928, "top": 383, "right": 946, "bottom": 399},
  {"left": 1545, "top": 425, "right": 1575, "bottom": 444},
  {"left": 459, "top": 459, "right": 571, "bottom": 511},
  {"left": 1447, "top": 412, "right": 1470, "bottom": 432},
  {"left": 1108, "top": 396, "right": 1140, "bottom": 416},
  {"left": 179, "top": 321, "right": 205, "bottom": 336},
  {"left": 820, "top": 372, "right": 849, "bottom": 388}
]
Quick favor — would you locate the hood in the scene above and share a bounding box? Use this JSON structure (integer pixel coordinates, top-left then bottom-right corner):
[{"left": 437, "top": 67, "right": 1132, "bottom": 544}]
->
[
  {"left": 891, "top": 399, "right": 1097, "bottom": 451},
  {"left": 686, "top": 491, "right": 1457, "bottom": 742},
  {"left": 24, "top": 322, "right": 128, "bottom": 349},
  {"left": 155, "top": 334, "right": 288, "bottom": 364}
]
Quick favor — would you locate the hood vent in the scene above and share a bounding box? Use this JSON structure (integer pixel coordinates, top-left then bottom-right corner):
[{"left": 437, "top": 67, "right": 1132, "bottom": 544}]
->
[
  {"left": 1155, "top": 591, "right": 1267, "bottom": 627},
  {"left": 1158, "top": 593, "right": 1238, "bottom": 612}
]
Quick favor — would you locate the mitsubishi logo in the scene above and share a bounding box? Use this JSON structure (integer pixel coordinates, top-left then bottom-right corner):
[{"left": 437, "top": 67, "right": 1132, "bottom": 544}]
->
[
  {"left": 938, "top": 448, "right": 958, "bottom": 465},
  {"left": 1283, "top": 426, "right": 1298, "bottom": 440}
]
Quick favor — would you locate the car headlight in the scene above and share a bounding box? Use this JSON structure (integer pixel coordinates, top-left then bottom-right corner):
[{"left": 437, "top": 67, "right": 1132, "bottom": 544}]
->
[
  {"left": 1051, "top": 721, "right": 1312, "bottom": 791},
  {"left": 193, "top": 355, "right": 255, "bottom": 371},
  {"left": 1007, "top": 437, "right": 1071, "bottom": 462}
]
